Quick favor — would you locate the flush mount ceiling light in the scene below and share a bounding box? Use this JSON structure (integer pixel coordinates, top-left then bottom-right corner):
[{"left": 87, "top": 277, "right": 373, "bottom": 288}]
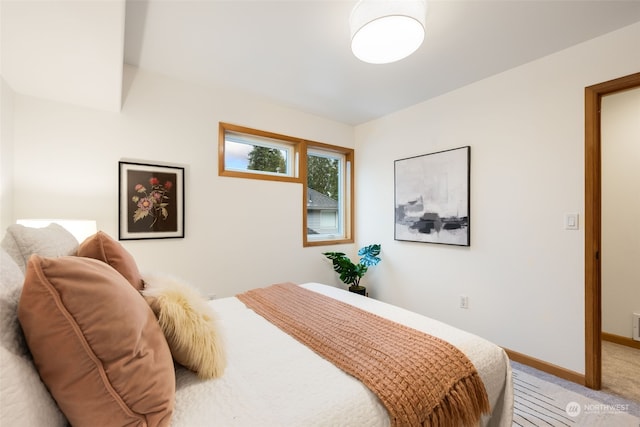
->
[{"left": 350, "top": 0, "right": 427, "bottom": 64}]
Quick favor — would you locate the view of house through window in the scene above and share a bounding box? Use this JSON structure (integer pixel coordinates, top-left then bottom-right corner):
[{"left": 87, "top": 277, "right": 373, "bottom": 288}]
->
[
  {"left": 219, "top": 122, "right": 353, "bottom": 246},
  {"left": 306, "top": 150, "right": 342, "bottom": 238}
]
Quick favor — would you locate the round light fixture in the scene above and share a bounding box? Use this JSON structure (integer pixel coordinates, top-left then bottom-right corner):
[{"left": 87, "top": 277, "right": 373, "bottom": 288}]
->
[{"left": 350, "top": 0, "right": 427, "bottom": 64}]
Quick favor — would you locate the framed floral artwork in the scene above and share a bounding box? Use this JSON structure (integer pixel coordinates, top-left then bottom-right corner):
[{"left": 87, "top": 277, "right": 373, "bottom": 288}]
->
[{"left": 119, "top": 161, "right": 185, "bottom": 240}]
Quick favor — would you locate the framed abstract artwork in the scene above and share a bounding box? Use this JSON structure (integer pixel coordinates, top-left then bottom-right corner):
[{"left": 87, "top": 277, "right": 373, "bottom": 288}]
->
[
  {"left": 394, "top": 146, "right": 470, "bottom": 246},
  {"left": 119, "top": 161, "right": 185, "bottom": 240}
]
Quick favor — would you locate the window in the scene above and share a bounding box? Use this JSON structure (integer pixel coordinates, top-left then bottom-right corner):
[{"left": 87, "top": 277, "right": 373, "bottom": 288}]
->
[
  {"left": 219, "top": 122, "right": 353, "bottom": 246},
  {"left": 218, "top": 123, "right": 301, "bottom": 183},
  {"left": 306, "top": 148, "right": 349, "bottom": 243}
]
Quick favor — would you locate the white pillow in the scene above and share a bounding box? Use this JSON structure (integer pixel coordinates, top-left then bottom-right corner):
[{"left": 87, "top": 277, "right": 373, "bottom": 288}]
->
[
  {"left": 0, "top": 248, "right": 27, "bottom": 356},
  {"left": 0, "top": 346, "right": 67, "bottom": 427},
  {"left": 0, "top": 247, "right": 67, "bottom": 426},
  {"left": 142, "top": 274, "right": 226, "bottom": 379},
  {"left": 1, "top": 223, "right": 78, "bottom": 273}
]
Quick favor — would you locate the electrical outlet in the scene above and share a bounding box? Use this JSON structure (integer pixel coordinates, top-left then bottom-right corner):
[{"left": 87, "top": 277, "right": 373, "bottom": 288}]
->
[{"left": 460, "top": 295, "right": 469, "bottom": 309}]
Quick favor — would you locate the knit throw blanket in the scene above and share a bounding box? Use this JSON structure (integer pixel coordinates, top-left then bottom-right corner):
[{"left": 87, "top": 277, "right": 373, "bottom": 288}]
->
[{"left": 237, "top": 283, "right": 490, "bottom": 427}]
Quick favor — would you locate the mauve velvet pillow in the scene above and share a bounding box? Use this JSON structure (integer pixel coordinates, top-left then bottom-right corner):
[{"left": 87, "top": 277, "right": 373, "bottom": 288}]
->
[
  {"left": 77, "top": 231, "right": 144, "bottom": 291},
  {"left": 18, "top": 255, "right": 175, "bottom": 427}
]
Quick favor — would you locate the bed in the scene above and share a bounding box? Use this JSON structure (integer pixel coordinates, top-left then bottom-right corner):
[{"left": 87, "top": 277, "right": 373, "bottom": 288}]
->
[
  {"left": 173, "top": 282, "right": 513, "bottom": 426},
  {"left": 0, "top": 224, "right": 513, "bottom": 426}
]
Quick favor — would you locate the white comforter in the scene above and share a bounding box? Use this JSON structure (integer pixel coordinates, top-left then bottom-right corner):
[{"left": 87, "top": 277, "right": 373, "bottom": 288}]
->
[{"left": 172, "top": 283, "right": 514, "bottom": 426}]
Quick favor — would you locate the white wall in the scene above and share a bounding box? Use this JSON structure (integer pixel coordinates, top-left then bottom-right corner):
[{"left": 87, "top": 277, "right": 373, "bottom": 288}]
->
[
  {"left": 355, "top": 22, "right": 640, "bottom": 373},
  {"left": 10, "top": 65, "right": 354, "bottom": 297},
  {"left": 601, "top": 87, "right": 640, "bottom": 339},
  {"left": 0, "top": 77, "right": 15, "bottom": 232},
  {"left": 6, "top": 17, "right": 640, "bottom": 377}
]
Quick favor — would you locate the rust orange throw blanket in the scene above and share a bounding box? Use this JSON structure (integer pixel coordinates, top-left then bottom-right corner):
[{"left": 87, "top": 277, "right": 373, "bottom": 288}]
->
[{"left": 237, "top": 283, "right": 490, "bottom": 427}]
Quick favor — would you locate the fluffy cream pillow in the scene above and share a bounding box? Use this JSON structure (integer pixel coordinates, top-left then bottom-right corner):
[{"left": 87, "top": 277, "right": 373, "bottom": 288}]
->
[{"left": 142, "top": 274, "right": 226, "bottom": 379}]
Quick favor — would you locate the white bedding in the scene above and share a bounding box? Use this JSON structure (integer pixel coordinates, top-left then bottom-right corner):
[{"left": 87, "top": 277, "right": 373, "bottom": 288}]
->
[{"left": 173, "top": 283, "right": 514, "bottom": 426}]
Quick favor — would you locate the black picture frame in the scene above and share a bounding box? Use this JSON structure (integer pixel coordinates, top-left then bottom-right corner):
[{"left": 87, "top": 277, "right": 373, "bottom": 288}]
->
[
  {"left": 118, "top": 161, "right": 185, "bottom": 240},
  {"left": 394, "top": 146, "right": 470, "bottom": 246}
]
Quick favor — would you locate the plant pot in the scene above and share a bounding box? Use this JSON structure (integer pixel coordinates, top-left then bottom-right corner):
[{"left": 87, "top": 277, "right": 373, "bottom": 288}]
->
[{"left": 348, "top": 285, "right": 366, "bottom": 296}]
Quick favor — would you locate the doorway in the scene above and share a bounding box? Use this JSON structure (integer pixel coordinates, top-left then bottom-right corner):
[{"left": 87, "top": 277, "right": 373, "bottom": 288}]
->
[{"left": 584, "top": 71, "right": 640, "bottom": 390}]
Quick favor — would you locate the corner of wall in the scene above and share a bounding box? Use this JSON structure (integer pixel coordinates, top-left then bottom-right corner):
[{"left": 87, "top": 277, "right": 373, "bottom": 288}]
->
[{"left": 0, "top": 77, "right": 15, "bottom": 232}]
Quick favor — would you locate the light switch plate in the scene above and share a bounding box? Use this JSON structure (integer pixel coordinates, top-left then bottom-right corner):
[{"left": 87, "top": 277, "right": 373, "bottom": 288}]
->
[{"left": 565, "top": 213, "right": 579, "bottom": 230}]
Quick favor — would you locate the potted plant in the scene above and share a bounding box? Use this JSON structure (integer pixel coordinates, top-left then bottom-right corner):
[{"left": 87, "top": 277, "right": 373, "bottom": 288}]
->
[{"left": 323, "top": 244, "right": 381, "bottom": 295}]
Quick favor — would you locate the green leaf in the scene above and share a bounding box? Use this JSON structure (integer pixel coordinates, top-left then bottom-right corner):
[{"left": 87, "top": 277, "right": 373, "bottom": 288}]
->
[
  {"left": 324, "top": 245, "right": 381, "bottom": 287},
  {"left": 323, "top": 252, "right": 346, "bottom": 261}
]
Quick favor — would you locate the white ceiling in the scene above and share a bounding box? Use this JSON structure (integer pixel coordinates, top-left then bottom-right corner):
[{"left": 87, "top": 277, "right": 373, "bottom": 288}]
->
[
  {"left": 1, "top": 0, "right": 126, "bottom": 112},
  {"left": 3, "top": 1, "right": 640, "bottom": 125}
]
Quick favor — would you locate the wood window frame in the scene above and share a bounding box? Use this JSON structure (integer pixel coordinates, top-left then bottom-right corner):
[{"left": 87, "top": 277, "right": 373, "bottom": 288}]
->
[{"left": 218, "top": 122, "right": 354, "bottom": 246}]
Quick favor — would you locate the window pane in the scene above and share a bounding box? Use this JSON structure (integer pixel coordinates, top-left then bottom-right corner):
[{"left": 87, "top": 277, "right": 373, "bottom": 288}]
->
[
  {"left": 224, "top": 132, "right": 292, "bottom": 177},
  {"left": 307, "top": 151, "right": 342, "bottom": 238},
  {"left": 224, "top": 140, "right": 253, "bottom": 171}
]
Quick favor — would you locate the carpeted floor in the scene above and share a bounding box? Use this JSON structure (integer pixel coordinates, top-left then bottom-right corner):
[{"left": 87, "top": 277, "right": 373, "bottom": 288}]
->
[
  {"left": 602, "top": 340, "right": 640, "bottom": 403},
  {"left": 512, "top": 361, "right": 640, "bottom": 426}
]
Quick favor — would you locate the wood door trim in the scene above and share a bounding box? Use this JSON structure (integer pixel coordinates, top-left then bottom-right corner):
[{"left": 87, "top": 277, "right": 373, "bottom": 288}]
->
[{"left": 584, "top": 72, "right": 640, "bottom": 389}]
